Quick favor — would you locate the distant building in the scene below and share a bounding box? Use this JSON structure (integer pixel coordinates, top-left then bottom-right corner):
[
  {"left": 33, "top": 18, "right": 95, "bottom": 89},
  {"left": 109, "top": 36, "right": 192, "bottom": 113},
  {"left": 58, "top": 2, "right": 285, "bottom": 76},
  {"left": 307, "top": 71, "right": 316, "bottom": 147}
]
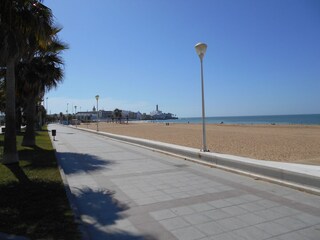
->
[
  {"left": 150, "top": 105, "right": 177, "bottom": 120},
  {"left": 111, "top": 110, "right": 144, "bottom": 121},
  {"left": 76, "top": 111, "right": 96, "bottom": 121},
  {"left": 100, "top": 111, "right": 113, "bottom": 119},
  {"left": 73, "top": 107, "right": 172, "bottom": 122},
  {"left": 136, "top": 111, "right": 142, "bottom": 120},
  {"left": 75, "top": 110, "right": 113, "bottom": 121}
]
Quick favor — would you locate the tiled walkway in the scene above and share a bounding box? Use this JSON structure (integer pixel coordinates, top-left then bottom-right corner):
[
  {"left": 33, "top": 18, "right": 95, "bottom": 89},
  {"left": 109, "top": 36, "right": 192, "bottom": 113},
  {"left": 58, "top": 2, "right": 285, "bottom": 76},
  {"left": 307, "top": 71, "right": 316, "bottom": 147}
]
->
[{"left": 49, "top": 124, "right": 320, "bottom": 240}]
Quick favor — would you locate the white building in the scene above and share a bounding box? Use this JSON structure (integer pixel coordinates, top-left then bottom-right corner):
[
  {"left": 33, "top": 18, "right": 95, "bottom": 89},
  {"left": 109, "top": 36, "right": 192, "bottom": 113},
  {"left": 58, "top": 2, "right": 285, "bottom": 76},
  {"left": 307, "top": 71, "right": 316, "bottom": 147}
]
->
[{"left": 150, "top": 105, "right": 176, "bottom": 120}]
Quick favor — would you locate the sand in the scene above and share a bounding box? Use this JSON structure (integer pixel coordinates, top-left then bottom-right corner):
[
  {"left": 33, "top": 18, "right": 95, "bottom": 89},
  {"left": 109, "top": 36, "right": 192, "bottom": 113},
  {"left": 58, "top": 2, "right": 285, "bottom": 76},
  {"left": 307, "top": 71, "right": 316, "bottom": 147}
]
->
[{"left": 79, "top": 122, "right": 320, "bottom": 165}]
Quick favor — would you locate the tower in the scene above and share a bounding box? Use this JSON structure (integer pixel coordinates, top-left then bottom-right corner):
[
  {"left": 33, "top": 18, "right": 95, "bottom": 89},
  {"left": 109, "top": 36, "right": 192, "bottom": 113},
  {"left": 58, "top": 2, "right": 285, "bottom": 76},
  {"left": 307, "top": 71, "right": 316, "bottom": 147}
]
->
[{"left": 156, "top": 105, "right": 158, "bottom": 112}]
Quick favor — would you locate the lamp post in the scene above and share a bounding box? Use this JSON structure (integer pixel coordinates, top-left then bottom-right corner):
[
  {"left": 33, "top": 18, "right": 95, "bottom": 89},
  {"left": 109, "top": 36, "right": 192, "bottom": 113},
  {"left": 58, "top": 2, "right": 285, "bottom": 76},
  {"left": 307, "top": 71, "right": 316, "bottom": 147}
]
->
[
  {"left": 75, "top": 106, "right": 77, "bottom": 128},
  {"left": 195, "top": 42, "right": 209, "bottom": 152},
  {"left": 95, "top": 95, "right": 99, "bottom": 131},
  {"left": 46, "top": 97, "right": 48, "bottom": 113},
  {"left": 67, "top": 103, "right": 69, "bottom": 125}
]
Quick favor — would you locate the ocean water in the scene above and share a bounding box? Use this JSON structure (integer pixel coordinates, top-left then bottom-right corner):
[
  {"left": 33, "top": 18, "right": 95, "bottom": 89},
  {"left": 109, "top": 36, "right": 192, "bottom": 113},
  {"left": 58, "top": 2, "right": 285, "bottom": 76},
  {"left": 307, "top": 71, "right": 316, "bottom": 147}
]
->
[{"left": 154, "top": 114, "right": 320, "bottom": 125}]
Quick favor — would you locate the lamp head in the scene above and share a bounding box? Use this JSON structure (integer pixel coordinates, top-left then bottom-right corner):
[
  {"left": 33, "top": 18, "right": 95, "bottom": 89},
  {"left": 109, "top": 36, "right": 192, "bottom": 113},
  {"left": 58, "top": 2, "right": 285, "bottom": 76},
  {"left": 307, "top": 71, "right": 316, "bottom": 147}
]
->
[
  {"left": 95, "top": 95, "right": 99, "bottom": 101},
  {"left": 195, "top": 42, "right": 207, "bottom": 60}
]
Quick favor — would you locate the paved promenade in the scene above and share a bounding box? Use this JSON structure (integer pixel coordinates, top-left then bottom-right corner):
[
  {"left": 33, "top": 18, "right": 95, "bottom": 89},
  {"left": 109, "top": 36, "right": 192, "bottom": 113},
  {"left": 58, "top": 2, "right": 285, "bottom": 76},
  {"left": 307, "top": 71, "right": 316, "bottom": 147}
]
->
[{"left": 49, "top": 124, "right": 320, "bottom": 240}]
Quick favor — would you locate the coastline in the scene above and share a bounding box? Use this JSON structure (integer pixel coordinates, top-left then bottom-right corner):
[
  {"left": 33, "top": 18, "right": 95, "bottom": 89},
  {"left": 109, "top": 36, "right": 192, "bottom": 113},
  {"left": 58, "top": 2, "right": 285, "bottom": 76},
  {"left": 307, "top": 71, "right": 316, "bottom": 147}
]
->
[
  {"left": 159, "top": 114, "right": 320, "bottom": 125},
  {"left": 79, "top": 122, "right": 320, "bottom": 165}
]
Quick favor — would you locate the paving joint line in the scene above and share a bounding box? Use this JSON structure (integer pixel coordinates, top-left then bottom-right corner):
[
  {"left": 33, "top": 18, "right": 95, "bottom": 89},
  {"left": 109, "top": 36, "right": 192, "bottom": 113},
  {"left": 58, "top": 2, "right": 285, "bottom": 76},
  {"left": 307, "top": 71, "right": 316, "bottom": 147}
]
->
[{"left": 70, "top": 125, "right": 320, "bottom": 195}]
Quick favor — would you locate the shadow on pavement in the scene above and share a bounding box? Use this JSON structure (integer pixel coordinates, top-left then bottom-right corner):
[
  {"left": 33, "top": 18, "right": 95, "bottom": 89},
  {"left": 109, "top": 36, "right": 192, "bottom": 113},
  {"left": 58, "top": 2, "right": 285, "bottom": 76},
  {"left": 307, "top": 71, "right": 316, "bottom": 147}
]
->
[
  {"left": 57, "top": 152, "right": 156, "bottom": 239},
  {"left": 57, "top": 152, "right": 113, "bottom": 175},
  {"left": 74, "top": 188, "right": 156, "bottom": 240}
]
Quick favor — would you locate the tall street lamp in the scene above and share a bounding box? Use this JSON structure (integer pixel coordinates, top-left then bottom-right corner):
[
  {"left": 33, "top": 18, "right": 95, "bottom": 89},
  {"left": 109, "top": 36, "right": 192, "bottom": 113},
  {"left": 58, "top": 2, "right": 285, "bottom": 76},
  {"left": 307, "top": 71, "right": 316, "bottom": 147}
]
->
[
  {"left": 195, "top": 42, "right": 209, "bottom": 152},
  {"left": 46, "top": 97, "right": 48, "bottom": 113},
  {"left": 75, "top": 106, "right": 77, "bottom": 128},
  {"left": 95, "top": 95, "right": 99, "bottom": 131},
  {"left": 67, "top": 103, "right": 69, "bottom": 125}
]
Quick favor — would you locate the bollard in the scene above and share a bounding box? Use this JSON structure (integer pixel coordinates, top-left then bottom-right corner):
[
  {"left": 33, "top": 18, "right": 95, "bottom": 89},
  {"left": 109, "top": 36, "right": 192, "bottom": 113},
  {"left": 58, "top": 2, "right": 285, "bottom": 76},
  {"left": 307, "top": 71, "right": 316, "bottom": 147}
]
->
[{"left": 52, "top": 129, "right": 56, "bottom": 141}]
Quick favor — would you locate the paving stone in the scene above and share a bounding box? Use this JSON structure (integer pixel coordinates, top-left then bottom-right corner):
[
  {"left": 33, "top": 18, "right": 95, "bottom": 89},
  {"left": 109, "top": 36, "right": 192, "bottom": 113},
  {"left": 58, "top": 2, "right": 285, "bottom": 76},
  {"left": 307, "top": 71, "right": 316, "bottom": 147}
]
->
[
  {"left": 204, "top": 209, "right": 232, "bottom": 220},
  {"left": 256, "top": 199, "right": 280, "bottom": 209},
  {"left": 171, "top": 206, "right": 195, "bottom": 216},
  {"left": 283, "top": 192, "right": 320, "bottom": 209},
  {"left": 254, "top": 208, "right": 286, "bottom": 221},
  {"left": 183, "top": 213, "right": 212, "bottom": 225},
  {"left": 238, "top": 202, "right": 266, "bottom": 212},
  {"left": 274, "top": 216, "right": 308, "bottom": 231},
  {"left": 225, "top": 196, "right": 250, "bottom": 205},
  {"left": 255, "top": 221, "right": 291, "bottom": 236},
  {"left": 232, "top": 226, "right": 272, "bottom": 240},
  {"left": 297, "top": 224, "right": 320, "bottom": 240},
  {"left": 169, "top": 192, "right": 191, "bottom": 199},
  {"left": 203, "top": 187, "right": 221, "bottom": 193},
  {"left": 190, "top": 203, "right": 215, "bottom": 212},
  {"left": 235, "top": 212, "right": 266, "bottom": 225},
  {"left": 216, "top": 217, "right": 249, "bottom": 231},
  {"left": 208, "top": 199, "right": 235, "bottom": 208},
  {"left": 240, "top": 194, "right": 262, "bottom": 202},
  {"left": 221, "top": 205, "right": 248, "bottom": 216},
  {"left": 269, "top": 206, "right": 300, "bottom": 217},
  {"left": 159, "top": 217, "right": 190, "bottom": 231},
  {"left": 144, "top": 190, "right": 163, "bottom": 196},
  {"left": 276, "top": 231, "right": 313, "bottom": 240},
  {"left": 207, "top": 232, "right": 246, "bottom": 240},
  {"left": 195, "top": 221, "right": 225, "bottom": 236},
  {"left": 215, "top": 185, "right": 235, "bottom": 191},
  {"left": 153, "top": 194, "right": 174, "bottom": 202},
  {"left": 134, "top": 221, "right": 177, "bottom": 240},
  {"left": 292, "top": 213, "right": 320, "bottom": 225},
  {"left": 135, "top": 197, "right": 157, "bottom": 205},
  {"left": 171, "top": 226, "right": 206, "bottom": 240},
  {"left": 150, "top": 209, "right": 176, "bottom": 220}
]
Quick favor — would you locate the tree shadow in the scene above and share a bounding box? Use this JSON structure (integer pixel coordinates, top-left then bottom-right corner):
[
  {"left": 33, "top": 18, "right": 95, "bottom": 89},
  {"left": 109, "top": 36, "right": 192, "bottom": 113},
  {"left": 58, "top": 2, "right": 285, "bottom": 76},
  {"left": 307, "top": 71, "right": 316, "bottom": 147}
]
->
[
  {"left": 19, "top": 145, "right": 58, "bottom": 170},
  {"left": 73, "top": 188, "right": 156, "bottom": 240},
  {"left": 19, "top": 146, "right": 110, "bottom": 176},
  {"left": 0, "top": 180, "right": 80, "bottom": 239},
  {"left": 57, "top": 152, "right": 113, "bottom": 175},
  {"left": 4, "top": 163, "right": 30, "bottom": 184},
  {"left": 56, "top": 153, "right": 157, "bottom": 239}
]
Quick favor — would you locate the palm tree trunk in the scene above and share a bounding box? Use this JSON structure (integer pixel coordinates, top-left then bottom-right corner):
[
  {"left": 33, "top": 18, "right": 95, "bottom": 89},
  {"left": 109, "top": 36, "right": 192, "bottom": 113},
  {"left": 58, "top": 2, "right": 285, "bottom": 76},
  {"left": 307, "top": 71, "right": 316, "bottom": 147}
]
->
[
  {"left": 3, "top": 59, "right": 19, "bottom": 164},
  {"left": 22, "top": 96, "right": 36, "bottom": 146},
  {"left": 16, "top": 107, "right": 22, "bottom": 133}
]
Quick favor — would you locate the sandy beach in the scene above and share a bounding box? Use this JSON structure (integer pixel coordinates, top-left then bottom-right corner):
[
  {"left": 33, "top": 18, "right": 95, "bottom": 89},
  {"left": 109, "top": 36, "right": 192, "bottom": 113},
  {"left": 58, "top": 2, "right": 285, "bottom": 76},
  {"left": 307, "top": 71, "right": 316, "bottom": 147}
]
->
[{"left": 79, "top": 122, "right": 320, "bottom": 165}]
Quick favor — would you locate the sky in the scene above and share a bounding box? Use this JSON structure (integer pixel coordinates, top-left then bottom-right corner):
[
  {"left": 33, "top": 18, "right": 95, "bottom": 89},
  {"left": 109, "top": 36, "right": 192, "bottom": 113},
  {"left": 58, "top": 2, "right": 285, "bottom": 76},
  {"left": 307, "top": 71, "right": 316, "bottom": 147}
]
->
[{"left": 44, "top": 0, "right": 320, "bottom": 117}]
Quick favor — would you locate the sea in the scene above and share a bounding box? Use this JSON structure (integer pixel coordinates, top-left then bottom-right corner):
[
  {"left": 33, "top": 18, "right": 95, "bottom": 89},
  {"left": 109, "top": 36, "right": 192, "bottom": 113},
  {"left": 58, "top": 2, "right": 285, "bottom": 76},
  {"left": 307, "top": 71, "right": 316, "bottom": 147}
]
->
[{"left": 152, "top": 114, "right": 320, "bottom": 125}]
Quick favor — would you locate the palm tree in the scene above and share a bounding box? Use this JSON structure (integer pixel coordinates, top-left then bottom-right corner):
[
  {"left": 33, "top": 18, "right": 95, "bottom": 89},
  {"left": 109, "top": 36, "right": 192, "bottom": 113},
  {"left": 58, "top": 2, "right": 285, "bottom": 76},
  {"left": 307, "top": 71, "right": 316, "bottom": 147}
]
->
[
  {"left": 0, "top": 0, "right": 53, "bottom": 164},
  {"left": 17, "top": 41, "right": 66, "bottom": 146},
  {"left": 0, "top": 74, "right": 5, "bottom": 113},
  {"left": 113, "top": 109, "right": 122, "bottom": 123}
]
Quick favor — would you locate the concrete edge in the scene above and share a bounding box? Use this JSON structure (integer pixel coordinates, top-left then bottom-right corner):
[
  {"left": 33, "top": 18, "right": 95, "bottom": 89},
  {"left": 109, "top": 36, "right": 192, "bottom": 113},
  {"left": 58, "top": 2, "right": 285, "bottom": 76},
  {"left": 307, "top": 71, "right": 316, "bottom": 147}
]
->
[
  {"left": 69, "top": 125, "right": 320, "bottom": 195},
  {"left": 48, "top": 128, "right": 91, "bottom": 240}
]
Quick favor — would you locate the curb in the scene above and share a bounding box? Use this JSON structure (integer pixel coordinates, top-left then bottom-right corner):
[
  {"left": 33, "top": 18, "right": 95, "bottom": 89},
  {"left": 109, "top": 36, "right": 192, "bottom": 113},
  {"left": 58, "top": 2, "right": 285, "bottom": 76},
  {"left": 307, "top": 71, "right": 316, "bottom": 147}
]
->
[
  {"left": 69, "top": 125, "right": 320, "bottom": 195},
  {"left": 48, "top": 128, "right": 91, "bottom": 240}
]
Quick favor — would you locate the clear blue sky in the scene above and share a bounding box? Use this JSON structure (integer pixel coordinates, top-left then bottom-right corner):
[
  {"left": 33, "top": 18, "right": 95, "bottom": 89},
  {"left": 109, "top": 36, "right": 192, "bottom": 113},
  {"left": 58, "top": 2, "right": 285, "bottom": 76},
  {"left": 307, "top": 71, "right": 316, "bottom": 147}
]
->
[{"left": 45, "top": 0, "right": 320, "bottom": 117}]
